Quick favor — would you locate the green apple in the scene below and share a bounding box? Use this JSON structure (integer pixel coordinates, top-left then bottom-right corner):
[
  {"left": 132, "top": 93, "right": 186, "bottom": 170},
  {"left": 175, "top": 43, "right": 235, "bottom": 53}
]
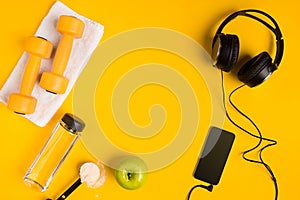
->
[{"left": 115, "top": 156, "right": 147, "bottom": 190}]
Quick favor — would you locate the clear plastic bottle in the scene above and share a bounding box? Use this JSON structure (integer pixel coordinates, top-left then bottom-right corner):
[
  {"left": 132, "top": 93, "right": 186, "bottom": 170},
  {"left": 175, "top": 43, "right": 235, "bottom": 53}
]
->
[{"left": 24, "top": 113, "right": 85, "bottom": 192}]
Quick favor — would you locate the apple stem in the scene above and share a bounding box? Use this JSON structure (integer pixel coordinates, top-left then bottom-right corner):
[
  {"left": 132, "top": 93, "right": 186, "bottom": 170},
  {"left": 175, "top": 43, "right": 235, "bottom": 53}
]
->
[{"left": 127, "top": 173, "right": 132, "bottom": 180}]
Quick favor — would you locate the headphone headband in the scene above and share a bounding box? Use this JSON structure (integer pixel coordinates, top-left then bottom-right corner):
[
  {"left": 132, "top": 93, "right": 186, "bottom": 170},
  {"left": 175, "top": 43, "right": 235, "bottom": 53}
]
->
[{"left": 212, "top": 9, "right": 284, "bottom": 67}]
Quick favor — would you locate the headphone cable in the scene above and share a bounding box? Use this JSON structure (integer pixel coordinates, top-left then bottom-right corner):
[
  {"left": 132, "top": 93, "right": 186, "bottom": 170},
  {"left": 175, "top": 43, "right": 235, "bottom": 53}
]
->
[
  {"left": 220, "top": 70, "right": 278, "bottom": 200},
  {"left": 186, "top": 184, "right": 213, "bottom": 200}
]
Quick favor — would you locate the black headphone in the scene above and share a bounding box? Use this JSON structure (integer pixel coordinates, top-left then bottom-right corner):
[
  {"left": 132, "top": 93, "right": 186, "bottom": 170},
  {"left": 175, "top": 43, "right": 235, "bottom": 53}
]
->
[{"left": 212, "top": 9, "right": 284, "bottom": 87}]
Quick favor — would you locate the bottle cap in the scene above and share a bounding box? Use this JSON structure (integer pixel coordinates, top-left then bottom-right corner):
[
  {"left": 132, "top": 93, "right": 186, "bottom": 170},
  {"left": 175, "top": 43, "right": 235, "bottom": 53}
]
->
[{"left": 62, "top": 113, "right": 85, "bottom": 132}]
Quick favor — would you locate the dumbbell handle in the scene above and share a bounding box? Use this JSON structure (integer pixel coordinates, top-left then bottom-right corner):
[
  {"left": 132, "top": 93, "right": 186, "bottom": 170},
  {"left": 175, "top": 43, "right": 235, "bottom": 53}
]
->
[
  {"left": 20, "top": 55, "right": 41, "bottom": 95},
  {"left": 52, "top": 34, "right": 74, "bottom": 75}
]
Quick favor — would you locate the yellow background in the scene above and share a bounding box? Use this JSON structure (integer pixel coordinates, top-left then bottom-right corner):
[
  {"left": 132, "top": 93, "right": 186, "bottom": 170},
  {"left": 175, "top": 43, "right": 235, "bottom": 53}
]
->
[{"left": 0, "top": 0, "right": 299, "bottom": 199}]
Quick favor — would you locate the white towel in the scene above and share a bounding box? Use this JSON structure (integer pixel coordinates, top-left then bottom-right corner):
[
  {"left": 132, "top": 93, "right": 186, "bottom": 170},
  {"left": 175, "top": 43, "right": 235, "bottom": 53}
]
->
[{"left": 0, "top": 1, "right": 104, "bottom": 127}]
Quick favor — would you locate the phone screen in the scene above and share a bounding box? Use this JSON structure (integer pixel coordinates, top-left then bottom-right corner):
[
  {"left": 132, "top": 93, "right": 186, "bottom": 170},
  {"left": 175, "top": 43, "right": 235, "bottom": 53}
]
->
[{"left": 193, "top": 126, "right": 235, "bottom": 185}]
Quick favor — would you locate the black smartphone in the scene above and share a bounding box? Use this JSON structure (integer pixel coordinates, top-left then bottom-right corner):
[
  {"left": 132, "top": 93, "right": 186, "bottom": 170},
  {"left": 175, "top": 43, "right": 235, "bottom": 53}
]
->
[{"left": 193, "top": 126, "right": 235, "bottom": 185}]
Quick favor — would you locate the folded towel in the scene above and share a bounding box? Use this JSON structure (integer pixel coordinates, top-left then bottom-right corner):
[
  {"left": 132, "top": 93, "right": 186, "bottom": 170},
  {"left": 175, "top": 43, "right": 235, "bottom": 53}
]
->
[{"left": 0, "top": 1, "right": 104, "bottom": 127}]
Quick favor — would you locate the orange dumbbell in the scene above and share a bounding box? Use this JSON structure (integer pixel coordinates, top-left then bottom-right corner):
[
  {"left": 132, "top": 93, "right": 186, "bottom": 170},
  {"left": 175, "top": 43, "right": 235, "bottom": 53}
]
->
[
  {"left": 7, "top": 36, "right": 53, "bottom": 114},
  {"left": 39, "top": 15, "right": 85, "bottom": 94}
]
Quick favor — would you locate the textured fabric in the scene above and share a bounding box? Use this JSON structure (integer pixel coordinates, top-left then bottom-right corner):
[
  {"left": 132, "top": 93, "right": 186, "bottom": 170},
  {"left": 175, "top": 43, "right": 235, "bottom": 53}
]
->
[{"left": 0, "top": 1, "right": 104, "bottom": 126}]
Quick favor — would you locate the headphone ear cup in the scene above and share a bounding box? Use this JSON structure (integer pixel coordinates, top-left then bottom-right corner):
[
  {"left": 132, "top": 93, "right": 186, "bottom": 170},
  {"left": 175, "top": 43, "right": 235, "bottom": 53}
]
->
[
  {"left": 212, "top": 34, "right": 239, "bottom": 72},
  {"left": 229, "top": 35, "right": 239, "bottom": 71},
  {"left": 238, "top": 51, "right": 274, "bottom": 87}
]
